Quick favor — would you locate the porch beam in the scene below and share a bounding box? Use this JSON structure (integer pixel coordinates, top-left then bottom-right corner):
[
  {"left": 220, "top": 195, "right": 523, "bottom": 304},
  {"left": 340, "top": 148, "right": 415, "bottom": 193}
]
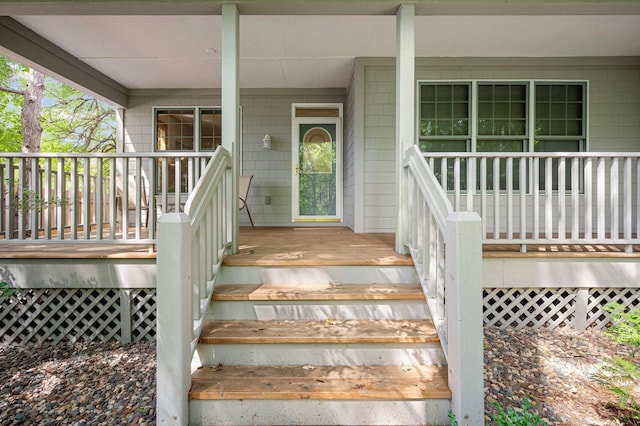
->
[
  {"left": 222, "top": 3, "right": 240, "bottom": 253},
  {"left": 0, "top": 17, "right": 128, "bottom": 108},
  {"left": 1, "top": 1, "right": 638, "bottom": 16},
  {"left": 395, "top": 3, "right": 415, "bottom": 254}
]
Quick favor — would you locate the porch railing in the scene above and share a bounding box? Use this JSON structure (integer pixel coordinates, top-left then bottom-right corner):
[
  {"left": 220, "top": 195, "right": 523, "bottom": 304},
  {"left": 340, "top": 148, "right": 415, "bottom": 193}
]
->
[
  {"left": 156, "top": 146, "right": 232, "bottom": 425},
  {"left": 0, "top": 152, "right": 213, "bottom": 244},
  {"left": 402, "top": 145, "right": 484, "bottom": 424},
  {"left": 423, "top": 152, "right": 640, "bottom": 251}
]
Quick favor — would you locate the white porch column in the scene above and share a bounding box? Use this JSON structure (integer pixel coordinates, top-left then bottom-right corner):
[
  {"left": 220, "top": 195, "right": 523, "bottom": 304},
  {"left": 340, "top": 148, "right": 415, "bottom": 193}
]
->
[
  {"left": 395, "top": 4, "right": 415, "bottom": 253},
  {"left": 222, "top": 3, "right": 240, "bottom": 253},
  {"left": 115, "top": 108, "right": 125, "bottom": 153}
]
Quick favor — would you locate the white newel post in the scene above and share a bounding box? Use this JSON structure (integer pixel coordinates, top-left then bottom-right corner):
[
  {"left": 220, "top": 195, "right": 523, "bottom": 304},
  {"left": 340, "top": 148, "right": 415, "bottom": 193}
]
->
[
  {"left": 445, "top": 211, "right": 484, "bottom": 425},
  {"left": 157, "top": 213, "right": 193, "bottom": 425}
]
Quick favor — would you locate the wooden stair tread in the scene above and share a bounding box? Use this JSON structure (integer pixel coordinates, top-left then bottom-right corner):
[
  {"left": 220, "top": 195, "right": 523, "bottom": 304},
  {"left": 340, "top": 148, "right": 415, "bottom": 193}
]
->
[
  {"left": 190, "top": 364, "right": 451, "bottom": 400},
  {"left": 199, "top": 319, "right": 438, "bottom": 344},
  {"left": 212, "top": 283, "right": 424, "bottom": 301}
]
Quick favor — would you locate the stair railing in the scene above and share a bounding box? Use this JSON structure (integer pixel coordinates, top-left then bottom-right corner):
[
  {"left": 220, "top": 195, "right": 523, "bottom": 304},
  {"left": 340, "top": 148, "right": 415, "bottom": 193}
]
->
[
  {"left": 156, "top": 146, "right": 232, "bottom": 425},
  {"left": 402, "top": 144, "right": 484, "bottom": 425}
]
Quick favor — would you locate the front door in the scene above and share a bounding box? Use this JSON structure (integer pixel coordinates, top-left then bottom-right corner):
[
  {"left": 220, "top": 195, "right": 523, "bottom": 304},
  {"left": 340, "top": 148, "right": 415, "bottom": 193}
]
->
[{"left": 292, "top": 109, "right": 342, "bottom": 222}]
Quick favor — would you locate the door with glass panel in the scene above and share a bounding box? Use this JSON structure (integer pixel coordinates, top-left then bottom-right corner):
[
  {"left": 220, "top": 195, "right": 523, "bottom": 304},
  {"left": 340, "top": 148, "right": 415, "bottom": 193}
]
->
[{"left": 292, "top": 109, "right": 342, "bottom": 222}]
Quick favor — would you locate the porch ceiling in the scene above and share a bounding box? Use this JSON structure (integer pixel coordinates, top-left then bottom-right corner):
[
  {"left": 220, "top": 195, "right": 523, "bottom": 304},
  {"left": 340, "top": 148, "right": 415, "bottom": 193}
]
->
[{"left": 1, "top": 5, "right": 640, "bottom": 101}]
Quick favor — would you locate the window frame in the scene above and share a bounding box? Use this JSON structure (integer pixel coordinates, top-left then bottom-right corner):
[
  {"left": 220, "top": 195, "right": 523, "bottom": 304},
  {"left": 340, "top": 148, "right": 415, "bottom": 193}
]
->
[
  {"left": 417, "top": 80, "right": 588, "bottom": 193},
  {"left": 416, "top": 79, "right": 588, "bottom": 156},
  {"left": 153, "top": 106, "right": 223, "bottom": 153}
]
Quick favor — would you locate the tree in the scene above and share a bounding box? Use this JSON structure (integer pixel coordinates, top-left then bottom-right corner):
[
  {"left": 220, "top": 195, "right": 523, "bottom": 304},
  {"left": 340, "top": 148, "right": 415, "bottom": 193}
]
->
[
  {"left": 0, "top": 56, "right": 25, "bottom": 152},
  {"left": 42, "top": 83, "right": 116, "bottom": 153},
  {"left": 0, "top": 54, "right": 115, "bottom": 154},
  {"left": 21, "top": 68, "right": 45, "bottom": 155}
]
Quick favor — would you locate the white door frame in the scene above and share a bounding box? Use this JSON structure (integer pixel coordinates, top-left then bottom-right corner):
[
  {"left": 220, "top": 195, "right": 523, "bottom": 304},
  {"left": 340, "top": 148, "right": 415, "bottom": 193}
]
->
[{"left": 291, "top": 103, "right": 343, "bottom": 222}]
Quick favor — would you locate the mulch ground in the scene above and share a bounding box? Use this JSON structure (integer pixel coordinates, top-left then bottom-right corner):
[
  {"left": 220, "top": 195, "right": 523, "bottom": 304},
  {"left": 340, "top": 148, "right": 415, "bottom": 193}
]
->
[
  {"left": 484, "top": 326, "right": 640, "bottom": 425},
  {"left": 0, "top": 327, "right": 638, "bottom": 425}
]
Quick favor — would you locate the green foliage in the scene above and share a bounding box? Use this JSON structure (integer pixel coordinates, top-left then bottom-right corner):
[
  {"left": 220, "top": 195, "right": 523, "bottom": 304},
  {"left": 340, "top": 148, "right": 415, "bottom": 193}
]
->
[
  {"left": 606, "top": 302, "right": 640, "bottom": 346},
  {"left": 0, "top": 56, "right": 26, "bottom": 152},
  {"left": 447, "top": 410, "right": 458, "bottom": 426},
  {"left": 492, "top": 398, "right": 549, "bottom": 426},
  {"left": 41, "top": 81, "right": 116, "bottom": 153},
  {"left": 6, "top": 186, "right": 65, "bottom": 215},
  {"left": 594, "top": 303, "right": 640, "bottom": 422},
  {"left": 0, "top": 54, "right": 116, "bottom": 153},
  {"left": 0, "top": 281, "right": 17, "bottom": 297},
  {"left": 447, "top": 399, "right": 548, "bottom": 426}
]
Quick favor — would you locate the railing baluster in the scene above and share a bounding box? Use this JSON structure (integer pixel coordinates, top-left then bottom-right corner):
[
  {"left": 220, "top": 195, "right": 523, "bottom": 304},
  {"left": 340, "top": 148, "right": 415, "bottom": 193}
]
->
[
  {"left": 16, "top": 159, "right": 25, "bottom": 239},
  {"left": 28, "top": 160, "right": 38, "bottom": 240},
  {"left": 623, "top": 157, "right": 632, "bottom": 252},
  {"left": 109, "top": 158, "right": 117, "bottom": 239},
  {"left": 43, "top": 158, "right": 52, "bottom": 239},
  {"left": 135, "top": 158, "right": 143, "bottom": 239},
  {"left": 506, "top": 157, "right": 513, "bottom": 240},
  {"left": 466, "top": 156, "right": 475, "bottom": 212},
  {"left": 453, "top": 157, "right": 461, "bottom": 211},
  {"left": 69, "top": 159, "right": 78, "bottom": 240},
  {"left": 480, "top": 157, "right": 487, "bottom": 239},
  {"left": 571, "top": 157, "right": 580, "bottom": 240},
  {"left": 161, "top": 158, "right": 169, "bottom": 214},
  {"left": 174, "top": 157, "right": 182, "bottom": 210},
  {"left": 56, "top": 158, "right": 65, "bottom": 240},
  {"left": 192, "top": 229, "right": 200, "bottom": 320},
  {"left": 558, "top": 157, "right": 566, "bottom": 241},
  {"left": 610, "top": 157, "right": 619, "bottom": 241},
  {"left": 584, "top": 157, "right": 593, "bottom": 240},
  {"left": 493, "top": 157, "right": 500, "bottom": 240},
  {"left": 2, "top": 161, "right": 11, "bottom": 239},
  {"left": 597, "top": 157, "right": 606, "bottom": 239},
  {"left": 519, "top": 157, "right": 526, "bottom": 246},
  {"left": 83, "top": 157, "right": 91, "bottom": 240},
  {"left": 532, "top": 157, "right": 539, "bottom": 240},
  {"left": 440, "top": 157, "right": 447, "bottom": 191},
  {"left": 148, "top": 157, "right": 156, "bottom": 239},
  {"left": 637, "top": 158, "right": 640, "bottom": 248},
  {"left": 95, "top": 158, "right": 104, "bottom": 240},
  {"left": 121, "top": 159, "right": 129, "bottom": 241},
  {"left": 545, "top": 157, "right": 553, "bottom": 240}
]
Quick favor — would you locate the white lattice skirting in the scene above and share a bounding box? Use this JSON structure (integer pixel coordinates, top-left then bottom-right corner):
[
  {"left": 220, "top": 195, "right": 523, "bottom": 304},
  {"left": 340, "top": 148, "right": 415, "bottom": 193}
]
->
[
  {"left": 484, "top": 288, "right": 640, "bottom": 330},
  {"left": 0, "top": 288, "right": 156, "bottom": 345},
  {"left": 2, "top": 287, "right": 639, "bottom": 344}
]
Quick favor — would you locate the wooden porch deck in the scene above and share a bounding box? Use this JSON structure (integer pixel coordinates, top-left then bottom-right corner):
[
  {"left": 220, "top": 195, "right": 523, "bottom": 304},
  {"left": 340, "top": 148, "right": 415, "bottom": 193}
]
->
[{"left": 0, "top": 226, "right": 637, "bottom": 261}]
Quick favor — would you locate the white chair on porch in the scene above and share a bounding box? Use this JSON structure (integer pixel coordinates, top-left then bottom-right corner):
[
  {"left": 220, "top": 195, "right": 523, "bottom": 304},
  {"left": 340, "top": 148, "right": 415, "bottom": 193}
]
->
[{"left": 239, "top": 175, "right": 255, "bottom": 228}]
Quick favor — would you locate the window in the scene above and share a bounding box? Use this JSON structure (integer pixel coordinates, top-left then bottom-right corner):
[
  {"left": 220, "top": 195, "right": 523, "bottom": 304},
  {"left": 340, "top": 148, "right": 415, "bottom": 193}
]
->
[
  {"left": 154, "top": 107, "right": 222, "bottom": 192},
  {"left": 418, "top": 81, "right": 586, "bottom": 191},
  {"left": 155, "top": 107, "right": 221, "bottom": 152},
  {"left": 419, "top": 83, "right": 469, "bottom": 152}
]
